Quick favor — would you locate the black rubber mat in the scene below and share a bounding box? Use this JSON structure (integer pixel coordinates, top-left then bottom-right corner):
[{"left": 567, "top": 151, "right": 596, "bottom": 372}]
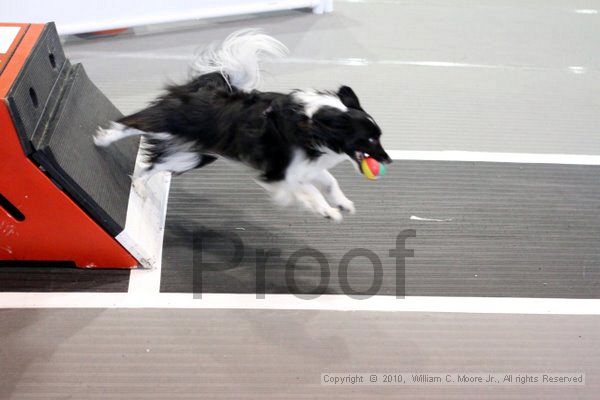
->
[
  {"left": 160, "top": 160, "right": 600, "bottom": 298},
  {"left": 0, "top": 263, "right": 130, "bottom": 292},
  {"left": 6, "top": 23, "right": 67, "bottom": 152},
  {"left": 33, "top": 63, "right": 139, "bottom": 235}
]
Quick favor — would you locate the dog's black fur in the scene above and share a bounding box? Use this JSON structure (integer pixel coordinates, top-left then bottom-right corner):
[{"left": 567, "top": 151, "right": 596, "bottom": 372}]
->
[
  {"left": 96, "top": 31, "right": 391, "bottom": 221},
  {"left": 117, "top": 72, "right": 390, "bottom": 182}
]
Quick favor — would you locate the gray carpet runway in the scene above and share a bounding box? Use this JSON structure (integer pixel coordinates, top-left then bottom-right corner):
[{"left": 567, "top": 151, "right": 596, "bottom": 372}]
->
[
  {"left": 2, "top": 159, "right": 598, "bottom": 297},
  {"left": 160, "top": 159, "right": 600, "bottom": 298},
  {"left": 3, "top": 158, "right": 599, "bottom": 299}
]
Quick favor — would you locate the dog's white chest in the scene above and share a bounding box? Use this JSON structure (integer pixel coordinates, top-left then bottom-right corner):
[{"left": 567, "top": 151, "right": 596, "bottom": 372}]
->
[{"left": 286, "top": 148, "right": 350, "bottom": 183}]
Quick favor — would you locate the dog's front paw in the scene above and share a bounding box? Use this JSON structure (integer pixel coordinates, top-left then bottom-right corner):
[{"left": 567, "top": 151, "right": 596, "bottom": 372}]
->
[
  {"left": 321, "top": 206, "right": 343, "bottom": 223},
  {"left": 336, "top": 199, "right": 355, "bottom": 215}
]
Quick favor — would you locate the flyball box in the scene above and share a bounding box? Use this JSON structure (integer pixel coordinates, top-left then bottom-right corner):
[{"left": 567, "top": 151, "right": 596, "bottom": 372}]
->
[{"left": 0, "top": 23, "right": 169, "bottom": 268}]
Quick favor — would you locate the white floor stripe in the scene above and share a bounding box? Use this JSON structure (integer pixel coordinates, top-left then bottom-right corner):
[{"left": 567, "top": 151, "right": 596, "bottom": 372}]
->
[
  {"left": 124, "top": 146, "right": 172, "bottom": 294},
  {"left": 0, "top": 293, "right": 598, "bottom": 315},
  {"left": 387, "top": 150, "right": 600, "bottom": 165}
]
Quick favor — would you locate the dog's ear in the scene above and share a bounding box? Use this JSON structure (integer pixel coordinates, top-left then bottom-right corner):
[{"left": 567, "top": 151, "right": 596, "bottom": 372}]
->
[
  {"left": 337, "top": 85, "right": 362, "bottom": 110},
  {"left": 312, "top": 106, "right": 350, "bottom": 131}
]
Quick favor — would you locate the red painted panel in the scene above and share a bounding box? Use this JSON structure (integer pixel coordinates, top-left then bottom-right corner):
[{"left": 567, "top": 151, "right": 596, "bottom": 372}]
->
[
  {"left": 0, "top": 23, "right": 29, "bottom": 75},
  {"left": 0, "top": 23, "right": 137, "bottom": 268}
]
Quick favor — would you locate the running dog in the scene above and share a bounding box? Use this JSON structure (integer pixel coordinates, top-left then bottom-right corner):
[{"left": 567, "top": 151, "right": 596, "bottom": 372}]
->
[{"left": 94, "top": 30, "right": 391, "bottom": 222}]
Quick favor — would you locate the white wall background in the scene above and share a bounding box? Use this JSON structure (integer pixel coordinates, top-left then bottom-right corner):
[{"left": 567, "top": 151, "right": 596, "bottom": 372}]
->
[{"left": 2, "top": 0, "right": 332, "bottom": 34}]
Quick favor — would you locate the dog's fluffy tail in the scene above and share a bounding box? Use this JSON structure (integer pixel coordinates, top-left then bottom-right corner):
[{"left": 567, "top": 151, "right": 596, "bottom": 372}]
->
[{"left": 193, "top": 29, "right": 288, "bottom": 92}]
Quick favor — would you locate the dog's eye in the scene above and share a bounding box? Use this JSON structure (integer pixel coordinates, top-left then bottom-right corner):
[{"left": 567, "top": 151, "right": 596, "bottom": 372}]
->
[{"left": 368, "top": 138, "right": 377, "bottom": 144}]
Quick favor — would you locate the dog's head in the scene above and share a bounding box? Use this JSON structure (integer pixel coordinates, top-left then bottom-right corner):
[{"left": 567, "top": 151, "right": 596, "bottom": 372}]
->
[{"left": 310, "top": 86, "right": 392, "bottom": 174}]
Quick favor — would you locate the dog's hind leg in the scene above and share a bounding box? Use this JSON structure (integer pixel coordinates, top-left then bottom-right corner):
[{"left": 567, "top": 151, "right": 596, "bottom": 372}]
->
[
  {"left": 131, "top": 167, "right": 156, "bottom": 197},
  {"left": 94, "top": 122, "right": 145, "bottom": 147},
  {"left": 132, "top": 151, "right": 207, "bottom": 195},
  {"left": 131, "top": 132, "right": 212, "bottom": 196}
]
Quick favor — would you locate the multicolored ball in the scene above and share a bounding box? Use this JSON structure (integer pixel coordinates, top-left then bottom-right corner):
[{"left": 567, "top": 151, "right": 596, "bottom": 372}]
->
[{"left": 360, "top": 156, "right": 386, "bottom": 180}]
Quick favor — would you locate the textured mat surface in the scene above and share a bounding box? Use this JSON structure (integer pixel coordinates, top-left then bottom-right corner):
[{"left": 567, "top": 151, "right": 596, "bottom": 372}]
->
[
  {"left": 1, "top": 309, "right": 598, "bottom": 399},
  {"left": 0, "top": 264, "right": 130, "bottom": 292},
  {"left": 161, "top": 159, "right": 600, "bottom": 298}
]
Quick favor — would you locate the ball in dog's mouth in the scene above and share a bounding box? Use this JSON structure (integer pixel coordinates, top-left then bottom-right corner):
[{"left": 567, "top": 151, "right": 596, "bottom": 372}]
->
[
  {"left": 354, "top": 151, "right": 386, "bottom": 180},
  {"left": 354, "top": 151, "right": 372, "bottom": 176},
  {"left": 354, "top": 151, "right": 366, "bottom": 169}
]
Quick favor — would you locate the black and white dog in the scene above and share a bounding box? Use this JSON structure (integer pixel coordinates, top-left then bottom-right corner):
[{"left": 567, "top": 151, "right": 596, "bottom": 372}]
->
[{"left": 94, "top": 30, "right": 391, "bottom": 222}]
